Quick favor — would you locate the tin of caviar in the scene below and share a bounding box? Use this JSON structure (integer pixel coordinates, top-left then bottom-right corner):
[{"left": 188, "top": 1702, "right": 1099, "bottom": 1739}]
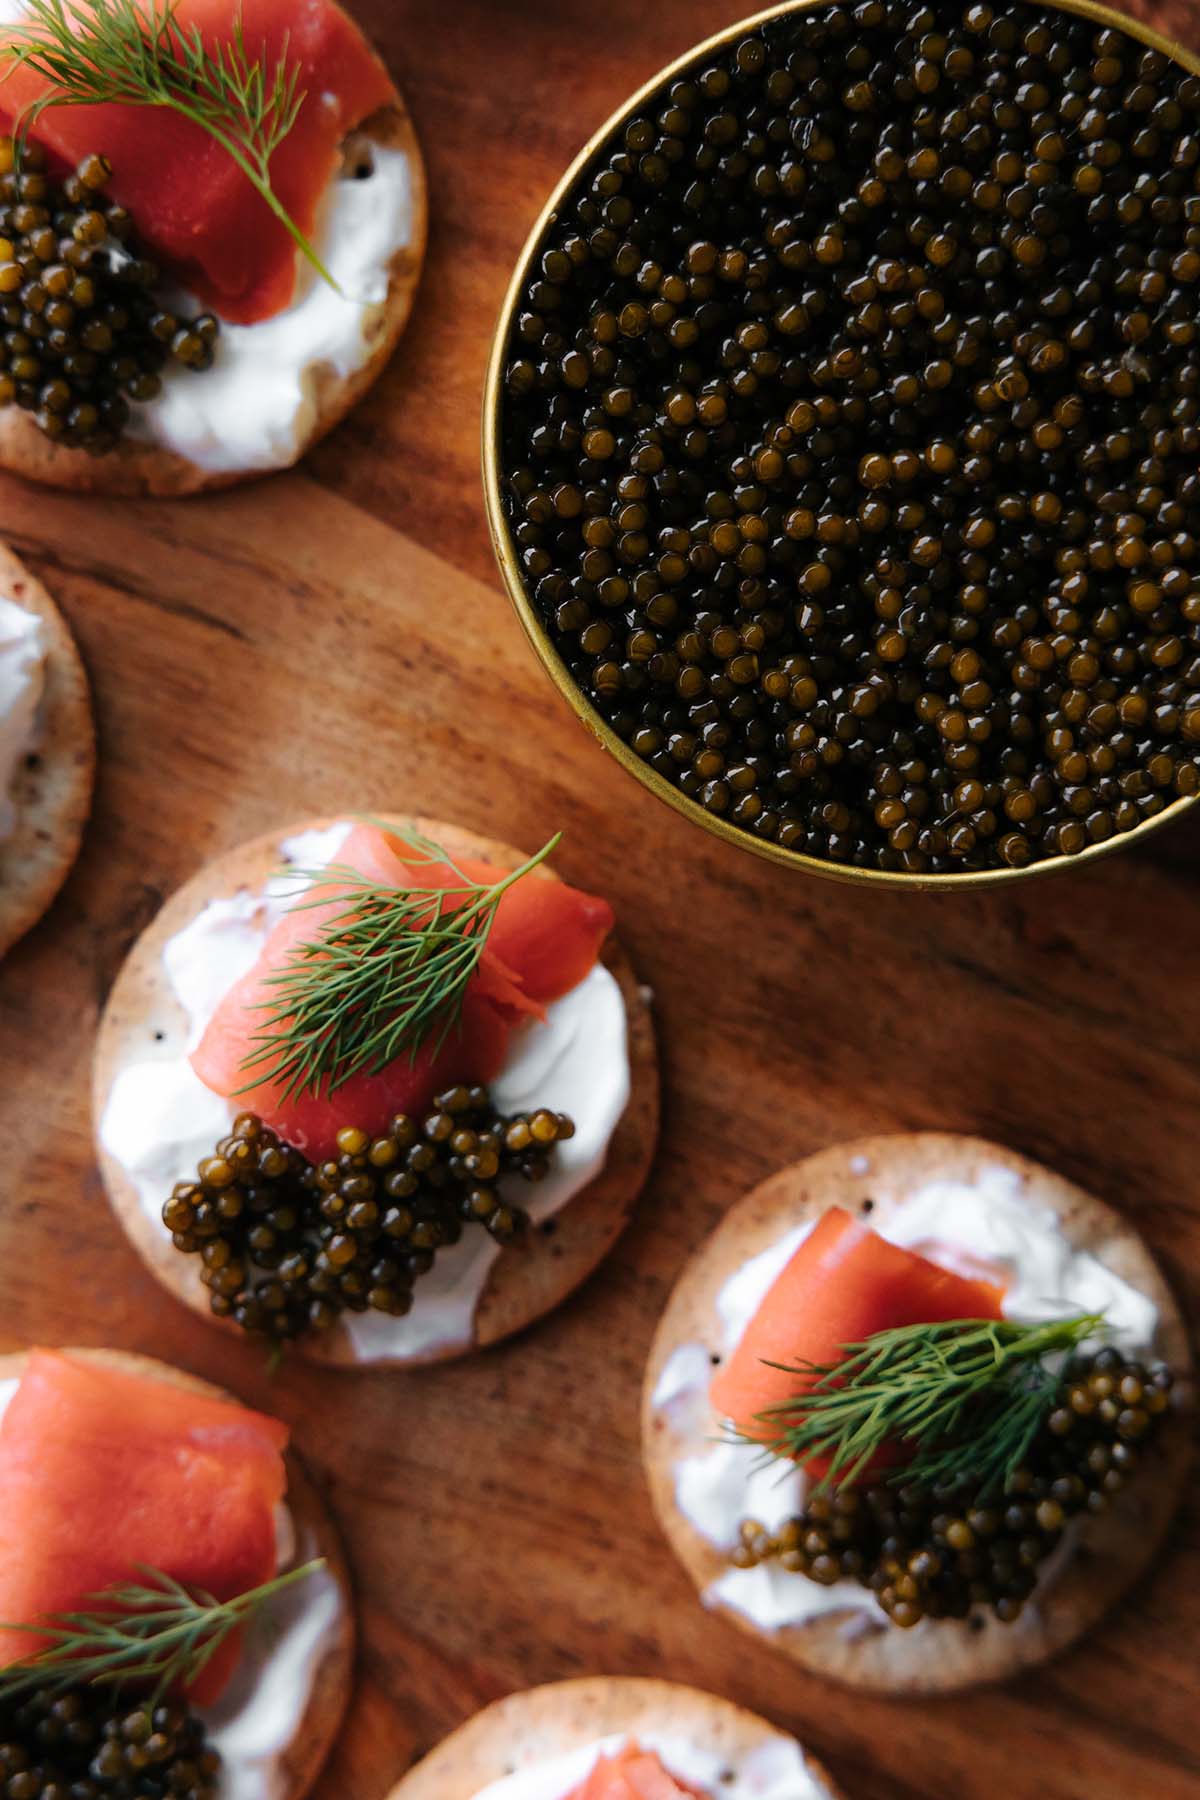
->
[{"left": 484, "top": 0, "right": 1200, "bottom": 888}]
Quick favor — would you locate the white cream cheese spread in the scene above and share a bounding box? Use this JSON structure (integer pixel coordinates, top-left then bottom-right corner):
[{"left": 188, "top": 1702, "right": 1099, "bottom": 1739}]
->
[
  {"left": 203, "top": 1514, "right": 342, "bottom": 1800},
  {"left": 0, "top": 1377, "right": 344, "bottom": 1800},
  {"left": 127, "top": 141, "right": 415, "bottom": 473},
  {"left": 468, "top": 1723, "right": 830, "bottom": 1800},
  {"left": 652, "top": 1163, "right": 1160, "bottom": 1636},
  {"left": 99, "top": 823, "right": 632, "bottom": 1360},
  {"left": 0, "top": 594, "right": 46, "bottom": 840}
]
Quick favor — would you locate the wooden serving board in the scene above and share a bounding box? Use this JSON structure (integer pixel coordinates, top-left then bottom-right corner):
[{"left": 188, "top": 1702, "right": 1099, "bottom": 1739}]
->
[{"left": 1, "top": 2, "right": 1199, "bottom": 1797}]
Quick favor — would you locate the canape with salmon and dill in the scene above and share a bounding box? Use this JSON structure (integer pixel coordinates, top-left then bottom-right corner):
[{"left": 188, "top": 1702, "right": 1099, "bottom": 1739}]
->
[{"left": 95, "top": 815, "right": 658, "bottom": 1365}]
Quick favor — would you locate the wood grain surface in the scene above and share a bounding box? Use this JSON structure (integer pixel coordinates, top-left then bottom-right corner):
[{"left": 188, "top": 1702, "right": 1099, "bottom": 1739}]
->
[{"left": 1, "top": 3, "right": 1199, "bottom": 1798}]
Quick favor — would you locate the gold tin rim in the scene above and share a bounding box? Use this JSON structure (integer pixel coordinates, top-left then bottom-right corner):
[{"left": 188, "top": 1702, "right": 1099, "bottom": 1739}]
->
[{"left": 483, "top": 0, "right": 1200, "bottom": 893}]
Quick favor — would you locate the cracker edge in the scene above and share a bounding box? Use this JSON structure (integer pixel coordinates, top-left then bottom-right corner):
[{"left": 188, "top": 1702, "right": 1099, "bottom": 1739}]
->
[
  {"left": 0, "top": 541, "right": 95, "bottom": 958},
  {"left": 384, "top": 1674, "right": 846, "bottom": 1800}
]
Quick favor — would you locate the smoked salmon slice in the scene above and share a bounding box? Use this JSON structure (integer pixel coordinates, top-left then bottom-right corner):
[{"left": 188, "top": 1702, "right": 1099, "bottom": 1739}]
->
[
  {"left": 570, "top": 1745, "right": 708, "bottom": 1800},
  {"left": 0, "top": 1351, "right": 288, "bottom": 1703},
  {"left": 353, "top": 824, "right": 616, "bottom": 1009},
  {"left": 0, "top": 0, "right": 397, "bottom": 322},
  {"left": 710, "top": 1207, "right": 1005, "bottom": 1469},
  {"left": 190, "top": 824, "right": 614, "bottom": 1160}
]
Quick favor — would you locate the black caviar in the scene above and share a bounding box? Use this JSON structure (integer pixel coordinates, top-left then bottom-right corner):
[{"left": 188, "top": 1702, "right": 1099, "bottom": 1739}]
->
[
  {"left": 500, "top": 1, "right": 1200, "bottom": 872},
  {"left": 164, "top": 1088, "right": 576, "bottom": 1342},
  {"left": 732, "top": 1346, "right": 1173, "bottom": 1625},
  {"left": 0, "top": 1688, "right": 218, "bottom": 1798},
  {"left": 0, "top": 140, "right": 217, "bottom": 454}
]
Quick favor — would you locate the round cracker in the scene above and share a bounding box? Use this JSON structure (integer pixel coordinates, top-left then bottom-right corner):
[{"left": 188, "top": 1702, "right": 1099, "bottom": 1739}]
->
[
  {"left": 0, "top": 93, "right": 427, "bottom": 497},
  {"left": 0, "top": 541, "right": 94, "bottom": 958},
  {"left": 0, "top": 1345, "right": 353, "bottom": 1800},
  {"left": 642, "top": 1133, "right": 1194, "bottom": 1696},
  {"left": 386, "top": 1675, "right": 845, "bottom": 1800},
  {"left": 93, "top": 815, "right": 659, "bottom": 1368}
]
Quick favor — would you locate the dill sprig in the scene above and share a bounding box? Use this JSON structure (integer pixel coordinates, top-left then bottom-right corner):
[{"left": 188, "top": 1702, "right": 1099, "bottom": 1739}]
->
[
  {"left": 0, "top": 1558, "right": 325, "bottom": 1701},
  {"left": 743, "top": 1313, "right": 1105, "bottom": 1496},
  {"left": 5, "top": 0, "right": 338, "bottom": 290},
  {"left": 236, "top": 827, "right": 562, "bottom": 1104}
]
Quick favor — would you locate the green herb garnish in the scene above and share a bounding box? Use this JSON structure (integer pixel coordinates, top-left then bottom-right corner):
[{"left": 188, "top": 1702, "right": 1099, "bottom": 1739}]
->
[
  {"left": 743, "top": 1313, "right": 1105, "bottom": 1496},
  {"left": 5, "top": 0, "right": 338, "bottom": 290},
  {"left": 0, "top": 1559, "right": 325, "bottom": 1701},
  {"left": 236, "top": 826, "right": 561, "bottom": 1104}
]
